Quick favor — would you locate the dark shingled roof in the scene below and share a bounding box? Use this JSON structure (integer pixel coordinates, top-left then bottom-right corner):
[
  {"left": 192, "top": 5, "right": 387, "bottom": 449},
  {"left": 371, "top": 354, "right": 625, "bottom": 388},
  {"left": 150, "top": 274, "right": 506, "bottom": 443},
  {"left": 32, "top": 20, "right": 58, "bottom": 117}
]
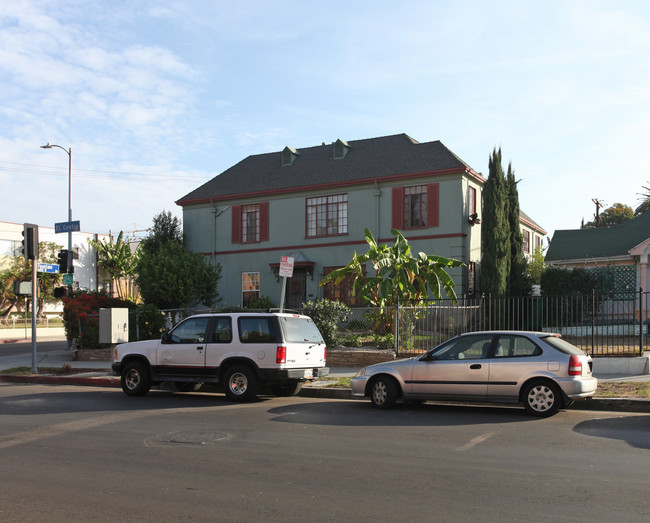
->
[
  {"left": 545, "top": 211, "right": 650, "bottom": 262},
  {"left": 177, "top": 133, "right": 479, "bottom": 205}
]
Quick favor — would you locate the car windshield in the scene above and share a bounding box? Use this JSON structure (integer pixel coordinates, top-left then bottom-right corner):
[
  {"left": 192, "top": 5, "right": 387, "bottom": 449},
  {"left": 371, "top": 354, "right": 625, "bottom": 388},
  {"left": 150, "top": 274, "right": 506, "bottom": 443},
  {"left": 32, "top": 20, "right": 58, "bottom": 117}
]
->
[
  {"left": 540, "top": 335, "right": 585, "bottom": 356},
  {"left": 280, "top": 316, "right": 324, "bottom": 343}
]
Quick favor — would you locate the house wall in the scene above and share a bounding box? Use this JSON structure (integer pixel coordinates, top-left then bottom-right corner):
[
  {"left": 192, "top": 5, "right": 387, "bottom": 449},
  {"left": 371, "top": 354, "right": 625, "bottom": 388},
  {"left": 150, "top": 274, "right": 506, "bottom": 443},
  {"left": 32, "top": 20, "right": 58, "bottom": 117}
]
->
[{"left": 183, "top": 173, "right": 482, "bottom": 307}]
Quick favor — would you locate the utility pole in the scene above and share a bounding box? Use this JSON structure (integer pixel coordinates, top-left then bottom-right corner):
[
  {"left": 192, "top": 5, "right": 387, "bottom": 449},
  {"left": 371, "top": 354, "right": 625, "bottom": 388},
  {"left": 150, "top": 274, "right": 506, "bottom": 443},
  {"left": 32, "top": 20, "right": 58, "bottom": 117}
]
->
[{"left": 592, "top": 198, "right": 603, "bottom": 227}]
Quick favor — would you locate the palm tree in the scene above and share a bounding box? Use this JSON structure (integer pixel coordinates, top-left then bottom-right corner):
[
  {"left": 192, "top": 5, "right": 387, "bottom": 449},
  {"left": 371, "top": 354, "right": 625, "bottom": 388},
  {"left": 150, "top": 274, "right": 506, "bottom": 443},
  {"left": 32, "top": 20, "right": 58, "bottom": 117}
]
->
[
  {"left": 321, "top": 228, "right": 462, "bottom": 333},
  {"left": 89, "top": 231, "right": 140, "bottom": 301}
]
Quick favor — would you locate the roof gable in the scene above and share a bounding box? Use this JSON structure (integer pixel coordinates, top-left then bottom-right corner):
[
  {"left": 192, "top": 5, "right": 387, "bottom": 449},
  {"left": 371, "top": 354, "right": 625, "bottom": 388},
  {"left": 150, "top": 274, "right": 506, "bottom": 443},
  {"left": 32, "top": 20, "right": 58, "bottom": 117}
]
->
[
  {"left": 545, "top": 211, "right": 650, "bottom": 262},
  {"left": 177, "top": 133, "right": 481, "bottom": 205}
]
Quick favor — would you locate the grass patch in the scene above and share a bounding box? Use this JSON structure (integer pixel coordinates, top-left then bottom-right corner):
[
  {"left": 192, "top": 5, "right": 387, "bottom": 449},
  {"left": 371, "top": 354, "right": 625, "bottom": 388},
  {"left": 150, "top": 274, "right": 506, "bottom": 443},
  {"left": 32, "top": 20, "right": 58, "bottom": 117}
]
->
[
  {"left": 595, "top": 381, "right": 650, "bottom": 399},
  {"left": 314, "top": 376, "right": 352, "bottom": 388}
]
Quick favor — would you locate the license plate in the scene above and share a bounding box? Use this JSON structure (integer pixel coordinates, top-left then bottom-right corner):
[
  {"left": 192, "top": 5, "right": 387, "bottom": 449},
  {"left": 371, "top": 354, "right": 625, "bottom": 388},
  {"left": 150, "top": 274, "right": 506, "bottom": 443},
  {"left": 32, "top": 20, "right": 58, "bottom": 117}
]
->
[{"left": 304, "top": 369, "right": 313, "bottom": 378}]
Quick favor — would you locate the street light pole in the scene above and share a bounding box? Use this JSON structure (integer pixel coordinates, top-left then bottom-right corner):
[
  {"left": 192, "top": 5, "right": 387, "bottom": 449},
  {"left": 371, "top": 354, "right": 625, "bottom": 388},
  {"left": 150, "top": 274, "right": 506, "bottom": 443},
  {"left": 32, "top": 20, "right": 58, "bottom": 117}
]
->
[
  {"left": 41, "top": 143, "right": 73, "bottom": 351},
  {"left": 40, "top": 143, "right": 72, "bottom": 274}
]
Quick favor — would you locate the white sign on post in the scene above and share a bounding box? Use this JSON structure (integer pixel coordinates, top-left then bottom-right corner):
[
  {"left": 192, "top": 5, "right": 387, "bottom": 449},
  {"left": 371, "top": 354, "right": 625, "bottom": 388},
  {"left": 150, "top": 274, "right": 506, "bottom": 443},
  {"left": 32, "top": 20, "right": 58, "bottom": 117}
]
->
[
  {"left": 279, "top": 255, "right": 294, "bottom": 277},
  {"left": 278, "top": 256, "right": 295, "bottom": 312}
]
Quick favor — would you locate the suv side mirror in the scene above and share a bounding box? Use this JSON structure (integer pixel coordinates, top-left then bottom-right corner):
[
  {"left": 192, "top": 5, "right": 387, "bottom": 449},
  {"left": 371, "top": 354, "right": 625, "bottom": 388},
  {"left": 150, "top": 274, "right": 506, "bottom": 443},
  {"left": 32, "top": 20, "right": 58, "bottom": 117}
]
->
[{"left": 161, "top": 332, "right": 171, "bottom": 344}]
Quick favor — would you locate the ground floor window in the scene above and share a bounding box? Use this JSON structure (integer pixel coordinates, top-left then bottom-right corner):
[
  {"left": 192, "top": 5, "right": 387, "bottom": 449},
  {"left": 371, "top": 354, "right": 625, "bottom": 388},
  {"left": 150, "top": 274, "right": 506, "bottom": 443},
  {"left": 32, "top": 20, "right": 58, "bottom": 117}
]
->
[
  {"left": 242, "top": 272, "right": 260, "bottom": 307},
  {"left": 322, "top": 266, "right": 365, "bottom": 307}
]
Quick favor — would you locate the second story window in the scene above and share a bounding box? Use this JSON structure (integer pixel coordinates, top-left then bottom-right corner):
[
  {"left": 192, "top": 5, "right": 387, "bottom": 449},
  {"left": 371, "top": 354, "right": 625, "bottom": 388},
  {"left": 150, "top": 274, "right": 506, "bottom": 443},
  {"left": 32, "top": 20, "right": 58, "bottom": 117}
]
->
[
  {"left": 231, "top": 202, "right": 269, "bottom": 244},
  {"left": 523, "top": 230, "right": 530, "bottom": 254},
  {"left": 404, "top": 185, "right": 427, "bottom": 228},
  {"left": 392, "top": 183, "right": 439, "bottom": 230},
  {"left": 306, "top": 194, "right": 348, "bottom": 237},
  {"left": 242, "top": 204, "right": 260, "bottom": 243}
]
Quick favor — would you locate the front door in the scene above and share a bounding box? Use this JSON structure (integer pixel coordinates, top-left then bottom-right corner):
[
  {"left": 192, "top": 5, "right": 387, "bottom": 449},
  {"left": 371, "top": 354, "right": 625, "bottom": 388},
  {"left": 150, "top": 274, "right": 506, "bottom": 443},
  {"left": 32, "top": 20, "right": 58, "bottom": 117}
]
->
[{"left": 286, "top": 268, "right": 307, "bottom": 309}]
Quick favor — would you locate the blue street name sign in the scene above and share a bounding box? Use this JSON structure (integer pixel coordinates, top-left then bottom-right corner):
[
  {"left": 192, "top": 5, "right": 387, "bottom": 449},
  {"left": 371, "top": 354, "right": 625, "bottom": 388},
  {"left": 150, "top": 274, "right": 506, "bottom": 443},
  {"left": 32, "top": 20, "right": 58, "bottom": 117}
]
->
[
  {"left": 55, "top": 220, "right": 81, "bottom": 234},
  {"left": 37, "top": 263, "right": 60, "bottom": 273}
]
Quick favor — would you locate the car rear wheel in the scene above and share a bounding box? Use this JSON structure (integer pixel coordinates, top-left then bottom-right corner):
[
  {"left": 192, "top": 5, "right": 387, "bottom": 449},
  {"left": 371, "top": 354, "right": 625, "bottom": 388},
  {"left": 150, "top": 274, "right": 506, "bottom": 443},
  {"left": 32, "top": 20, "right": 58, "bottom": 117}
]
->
[
  {"left": 522, "top": 380, "right": 562, "bottom": 417},
  {"left": 121, "top": 361, "right": 151, "bottom": 397},
  {"left": 223, "top": 365, "right": 259, "bottom": 402},
  {"left": 369, "top": 376, "right": 398, "bottom": 409}
]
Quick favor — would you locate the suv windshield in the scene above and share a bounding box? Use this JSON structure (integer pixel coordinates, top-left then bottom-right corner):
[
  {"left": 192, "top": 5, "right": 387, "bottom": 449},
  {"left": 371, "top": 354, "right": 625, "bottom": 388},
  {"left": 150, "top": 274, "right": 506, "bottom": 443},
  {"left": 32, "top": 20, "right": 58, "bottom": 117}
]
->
[{"left": 280, "top": 316, "right": 324, "bottom": 343}]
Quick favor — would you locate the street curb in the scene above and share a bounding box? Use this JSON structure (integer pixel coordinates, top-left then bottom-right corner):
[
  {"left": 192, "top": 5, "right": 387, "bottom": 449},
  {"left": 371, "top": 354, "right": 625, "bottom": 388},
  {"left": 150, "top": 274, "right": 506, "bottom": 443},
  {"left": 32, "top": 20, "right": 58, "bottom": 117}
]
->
[{"left": 1, "top": 374, "right": 649, "bottom": 413}]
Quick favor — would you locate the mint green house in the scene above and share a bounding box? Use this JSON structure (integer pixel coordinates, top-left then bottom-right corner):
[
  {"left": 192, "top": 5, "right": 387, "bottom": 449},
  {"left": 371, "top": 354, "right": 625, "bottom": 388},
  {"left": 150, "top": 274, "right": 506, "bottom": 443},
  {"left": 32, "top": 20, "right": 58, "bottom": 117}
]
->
[{"left": 176, "top": 134, "right": 487, "bottom": 308}]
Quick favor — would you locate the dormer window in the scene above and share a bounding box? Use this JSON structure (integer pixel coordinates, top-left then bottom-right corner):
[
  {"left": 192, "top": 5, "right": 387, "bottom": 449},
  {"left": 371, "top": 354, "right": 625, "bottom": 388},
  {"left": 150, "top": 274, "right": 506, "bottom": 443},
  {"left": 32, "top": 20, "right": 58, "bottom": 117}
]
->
[
  {"left": 282, "top": 146, "right": 299, "bottom": 166},
  {"left": 333, "top": 139, "right": 350, "bottom": 159}
]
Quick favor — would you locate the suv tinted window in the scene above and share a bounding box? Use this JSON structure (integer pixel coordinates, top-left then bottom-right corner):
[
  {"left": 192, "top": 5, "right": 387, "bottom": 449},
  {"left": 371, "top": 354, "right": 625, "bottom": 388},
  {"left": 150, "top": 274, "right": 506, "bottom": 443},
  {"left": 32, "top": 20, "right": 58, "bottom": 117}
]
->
[
  {"left": 238, "top": 317, "right": 279, "bottom": 343},
  {"left": 281, "top": 316, "right": 324, "bottom": 343},
  {"left": 170, "top": 317, "right": 209, "bottom": 343},
  {"left": 211, "top": 317, "right": 232, "bottom": 343}
]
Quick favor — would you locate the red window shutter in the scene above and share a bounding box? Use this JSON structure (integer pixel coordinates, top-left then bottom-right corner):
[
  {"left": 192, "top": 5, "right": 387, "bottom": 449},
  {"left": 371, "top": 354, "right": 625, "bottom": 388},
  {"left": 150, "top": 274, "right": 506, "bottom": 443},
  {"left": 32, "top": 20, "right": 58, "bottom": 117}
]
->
[
  {"left": 427, "top": 183, "right": 439, "bottom": 227},
  {"left": 259, "top": 202, "right": 269, "bottom": 241},
  {"left": 392, "top": 187, "right": 404, "bottom": 229},
  {"left": 231, "top": 205, "right": 242, "bottom": 243}
]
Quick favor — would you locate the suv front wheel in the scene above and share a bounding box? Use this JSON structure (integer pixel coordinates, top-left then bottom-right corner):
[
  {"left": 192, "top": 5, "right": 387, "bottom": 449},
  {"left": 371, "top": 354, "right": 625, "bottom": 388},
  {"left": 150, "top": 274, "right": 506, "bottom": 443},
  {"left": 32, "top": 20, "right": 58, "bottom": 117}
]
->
[
  {"left": 223, "top": 365, "right": 259, "bottom": 402},
  {"left": 121, "top": 360, "right": 151, "bottom": 397}
]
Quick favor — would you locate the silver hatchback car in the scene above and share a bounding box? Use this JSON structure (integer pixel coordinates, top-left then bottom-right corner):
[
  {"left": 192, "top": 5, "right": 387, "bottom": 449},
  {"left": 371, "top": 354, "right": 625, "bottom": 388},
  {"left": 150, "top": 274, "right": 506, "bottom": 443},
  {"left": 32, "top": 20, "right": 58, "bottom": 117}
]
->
[{"left": 350, "top": 331, "right": 598, "bottom": 417}]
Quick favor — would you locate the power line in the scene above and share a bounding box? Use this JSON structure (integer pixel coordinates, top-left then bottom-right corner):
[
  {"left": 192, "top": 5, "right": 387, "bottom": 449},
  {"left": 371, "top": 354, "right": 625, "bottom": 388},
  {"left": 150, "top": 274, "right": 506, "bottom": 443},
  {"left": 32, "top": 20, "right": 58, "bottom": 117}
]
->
[{"left": 0, "top": 160, "right": 208, "bottom": 182}]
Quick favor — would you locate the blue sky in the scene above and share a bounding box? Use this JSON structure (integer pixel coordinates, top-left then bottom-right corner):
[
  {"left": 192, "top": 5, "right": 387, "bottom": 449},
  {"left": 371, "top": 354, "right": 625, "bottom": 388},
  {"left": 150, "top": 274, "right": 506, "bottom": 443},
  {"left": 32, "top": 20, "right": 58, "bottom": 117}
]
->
[{"left": 1, "top": 0, "right": 649, "bottom": 243}]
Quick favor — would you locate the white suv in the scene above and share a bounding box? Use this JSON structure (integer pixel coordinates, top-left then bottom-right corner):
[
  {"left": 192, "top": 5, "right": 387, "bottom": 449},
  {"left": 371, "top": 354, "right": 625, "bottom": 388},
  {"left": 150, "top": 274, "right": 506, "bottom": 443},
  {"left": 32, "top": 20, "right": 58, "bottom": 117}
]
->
[{"left": 112, "top": 312, "right": 328, "bottom": 401}]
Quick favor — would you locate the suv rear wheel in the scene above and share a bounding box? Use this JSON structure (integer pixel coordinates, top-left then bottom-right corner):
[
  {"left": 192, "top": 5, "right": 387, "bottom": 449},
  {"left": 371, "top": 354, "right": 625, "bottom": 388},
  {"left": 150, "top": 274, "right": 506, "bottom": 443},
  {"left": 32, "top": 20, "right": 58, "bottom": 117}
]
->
[{"left": 223, "top": 365, "right": 259, "bottom": 402}]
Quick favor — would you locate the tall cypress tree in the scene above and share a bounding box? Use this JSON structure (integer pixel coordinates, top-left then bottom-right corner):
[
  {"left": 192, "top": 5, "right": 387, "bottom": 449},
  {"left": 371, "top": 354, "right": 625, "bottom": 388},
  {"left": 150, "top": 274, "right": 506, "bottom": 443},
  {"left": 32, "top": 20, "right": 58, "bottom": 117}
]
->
[
  {"left": 481, "top": 148, "right": 509, "bottom": 296},
  {"left": 506, "top": 163, "right": 528, "bottom": 296}
]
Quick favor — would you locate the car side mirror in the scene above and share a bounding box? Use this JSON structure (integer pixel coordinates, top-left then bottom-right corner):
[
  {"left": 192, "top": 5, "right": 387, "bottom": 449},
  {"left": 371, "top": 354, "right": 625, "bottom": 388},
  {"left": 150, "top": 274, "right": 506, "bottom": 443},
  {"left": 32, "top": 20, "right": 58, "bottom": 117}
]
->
[{"left": 161, "top": 332, "right": 171, "bottom": 344}]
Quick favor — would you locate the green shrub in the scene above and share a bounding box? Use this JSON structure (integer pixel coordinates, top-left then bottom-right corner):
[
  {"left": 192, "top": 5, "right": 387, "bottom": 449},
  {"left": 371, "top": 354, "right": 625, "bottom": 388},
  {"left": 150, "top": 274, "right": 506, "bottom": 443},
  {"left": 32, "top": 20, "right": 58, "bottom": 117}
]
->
[
  {"left": 135, "top": 303, "right": 166, "bottom": 340},
  {"left": 300, "top": 298, "right": 350, "bottom": 348},
  {"left": 246, "top": 294, "right": 276, "bottom": 310},
  {"left": 62, "top": 291, "right": 136, "bottom": 349}
]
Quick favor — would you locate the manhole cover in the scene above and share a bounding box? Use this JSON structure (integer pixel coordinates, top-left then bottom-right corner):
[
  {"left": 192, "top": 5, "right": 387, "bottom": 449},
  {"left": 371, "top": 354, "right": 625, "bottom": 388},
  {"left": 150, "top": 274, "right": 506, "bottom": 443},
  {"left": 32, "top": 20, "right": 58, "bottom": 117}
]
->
[{"left": 145, "top": 431, "right": 229, "bottom": 447}]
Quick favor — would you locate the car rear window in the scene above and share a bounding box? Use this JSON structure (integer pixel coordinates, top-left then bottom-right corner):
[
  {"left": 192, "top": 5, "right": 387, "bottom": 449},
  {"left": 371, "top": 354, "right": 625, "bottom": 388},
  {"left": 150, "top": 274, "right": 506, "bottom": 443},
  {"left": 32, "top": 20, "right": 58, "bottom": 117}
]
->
[
  {"left": 280, "top": 316, "right": 324, "bottom": 343},
  {"left": 541, "top": 335, "right": 585, "bottom": 356}
]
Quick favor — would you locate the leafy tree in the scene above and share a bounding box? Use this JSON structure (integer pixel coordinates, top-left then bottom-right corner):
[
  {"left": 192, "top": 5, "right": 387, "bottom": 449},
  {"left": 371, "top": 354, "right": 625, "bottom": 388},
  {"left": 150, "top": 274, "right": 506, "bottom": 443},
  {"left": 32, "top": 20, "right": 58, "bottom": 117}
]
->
[
  {"left": 481, "top": 148, "right": 509, "bottom": 296},
  {"left": 89, "top": 231, "right": 140, "bottom": 302},
  {"left": 583, "top": 203, "right": 634, "bottom": 227},
  {"left": 1, "top": 241, "right": 63, "bottom": 317},
  {"left": 135, "top": 211, "right": 222, "bottom": 310},
  {"left": 527, "top": 245, "right": 546, "bottom": 286},
  {"left": 506, "top": 163, "right": 529, "bottom": 296}
]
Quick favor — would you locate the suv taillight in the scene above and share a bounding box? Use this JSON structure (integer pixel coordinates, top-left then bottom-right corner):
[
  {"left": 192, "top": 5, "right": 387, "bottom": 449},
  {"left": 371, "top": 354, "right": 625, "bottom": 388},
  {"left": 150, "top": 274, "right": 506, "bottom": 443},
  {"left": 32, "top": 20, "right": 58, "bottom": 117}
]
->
[
  {"left": 569, "top": 355, "right": 582, "bottom": 376},
  {"left": 276, "top": 346, "right": 287, "bottom": 364}
]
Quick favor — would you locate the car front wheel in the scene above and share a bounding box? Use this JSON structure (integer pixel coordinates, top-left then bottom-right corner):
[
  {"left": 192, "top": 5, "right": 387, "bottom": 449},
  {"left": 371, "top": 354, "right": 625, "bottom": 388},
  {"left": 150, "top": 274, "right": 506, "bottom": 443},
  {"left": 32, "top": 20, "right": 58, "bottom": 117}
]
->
[
  {"left": 522, "top": 380, "right": 562, "bottom": 417},
  {"left": 369, "top": 376, "right": 398, "bottom": 409}
]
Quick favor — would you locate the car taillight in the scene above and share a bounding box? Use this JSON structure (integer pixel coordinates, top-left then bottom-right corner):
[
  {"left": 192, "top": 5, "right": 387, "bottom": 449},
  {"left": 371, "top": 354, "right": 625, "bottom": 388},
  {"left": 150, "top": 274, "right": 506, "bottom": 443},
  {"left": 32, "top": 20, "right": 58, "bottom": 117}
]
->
[
  {"left": 276, "top": 346, "right": 287, "bottom": 364},
  {"left": 569, "top": 355, "right": 582, "bottom": 376},
  {"left": 324, "top": 347, "right": 327, "bottom": 360}
]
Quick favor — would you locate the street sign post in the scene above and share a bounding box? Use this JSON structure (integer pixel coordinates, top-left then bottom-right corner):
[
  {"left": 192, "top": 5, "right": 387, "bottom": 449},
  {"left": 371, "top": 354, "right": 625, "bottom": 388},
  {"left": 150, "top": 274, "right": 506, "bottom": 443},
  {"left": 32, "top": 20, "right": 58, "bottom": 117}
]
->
[
  {"left": 54, "top": 220, "right": 80, "bottom": 234},
  {"left": 278, "top": 256, "right": 294, "bottom": 312}
]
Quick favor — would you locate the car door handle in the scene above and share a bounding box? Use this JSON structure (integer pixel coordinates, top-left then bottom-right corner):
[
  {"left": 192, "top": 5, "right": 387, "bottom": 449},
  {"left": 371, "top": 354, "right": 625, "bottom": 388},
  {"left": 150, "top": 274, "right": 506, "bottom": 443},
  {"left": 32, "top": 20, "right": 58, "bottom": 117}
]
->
[
  {"left": 470, "top": 364, "right": 482, "bottom": 369},
  {"left": 196, "top": 346, "right": 203, "bottom": 351}
]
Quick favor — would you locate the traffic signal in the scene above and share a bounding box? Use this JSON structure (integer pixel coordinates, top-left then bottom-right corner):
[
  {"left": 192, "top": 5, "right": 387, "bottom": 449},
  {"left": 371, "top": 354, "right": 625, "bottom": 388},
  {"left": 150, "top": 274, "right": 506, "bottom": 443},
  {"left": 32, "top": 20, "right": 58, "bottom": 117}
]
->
[
  {"left": 21, "top": 223, "right": 39, "bottom": 260},
  {"left": 57, "top": 250, "right": 69, "bottom": 273},
  {"left": 53, "top": 287, "right": 67, "bottom": 299}
]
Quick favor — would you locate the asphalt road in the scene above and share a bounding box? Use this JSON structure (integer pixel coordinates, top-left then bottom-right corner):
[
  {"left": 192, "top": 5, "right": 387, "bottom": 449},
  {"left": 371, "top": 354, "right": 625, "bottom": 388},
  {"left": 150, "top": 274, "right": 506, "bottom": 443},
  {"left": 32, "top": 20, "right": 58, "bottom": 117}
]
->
[{"left": 1, "top": 384, "right": 649, "bottom": 522}]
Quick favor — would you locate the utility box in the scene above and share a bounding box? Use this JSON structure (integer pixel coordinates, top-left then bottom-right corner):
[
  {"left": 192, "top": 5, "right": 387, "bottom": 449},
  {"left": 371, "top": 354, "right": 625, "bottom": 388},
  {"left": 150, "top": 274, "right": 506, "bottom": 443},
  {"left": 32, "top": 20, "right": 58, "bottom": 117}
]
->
[{"left": 99, "top": 308, "right": 129, "bottom": 344}]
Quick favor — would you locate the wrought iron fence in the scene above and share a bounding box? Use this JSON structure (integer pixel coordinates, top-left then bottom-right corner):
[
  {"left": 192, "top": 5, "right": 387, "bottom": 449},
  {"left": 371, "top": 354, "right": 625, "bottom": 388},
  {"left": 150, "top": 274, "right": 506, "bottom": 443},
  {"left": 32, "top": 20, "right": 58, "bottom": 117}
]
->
[{"left": 337, "top": 289, "right": 649, "bottom": 357}]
